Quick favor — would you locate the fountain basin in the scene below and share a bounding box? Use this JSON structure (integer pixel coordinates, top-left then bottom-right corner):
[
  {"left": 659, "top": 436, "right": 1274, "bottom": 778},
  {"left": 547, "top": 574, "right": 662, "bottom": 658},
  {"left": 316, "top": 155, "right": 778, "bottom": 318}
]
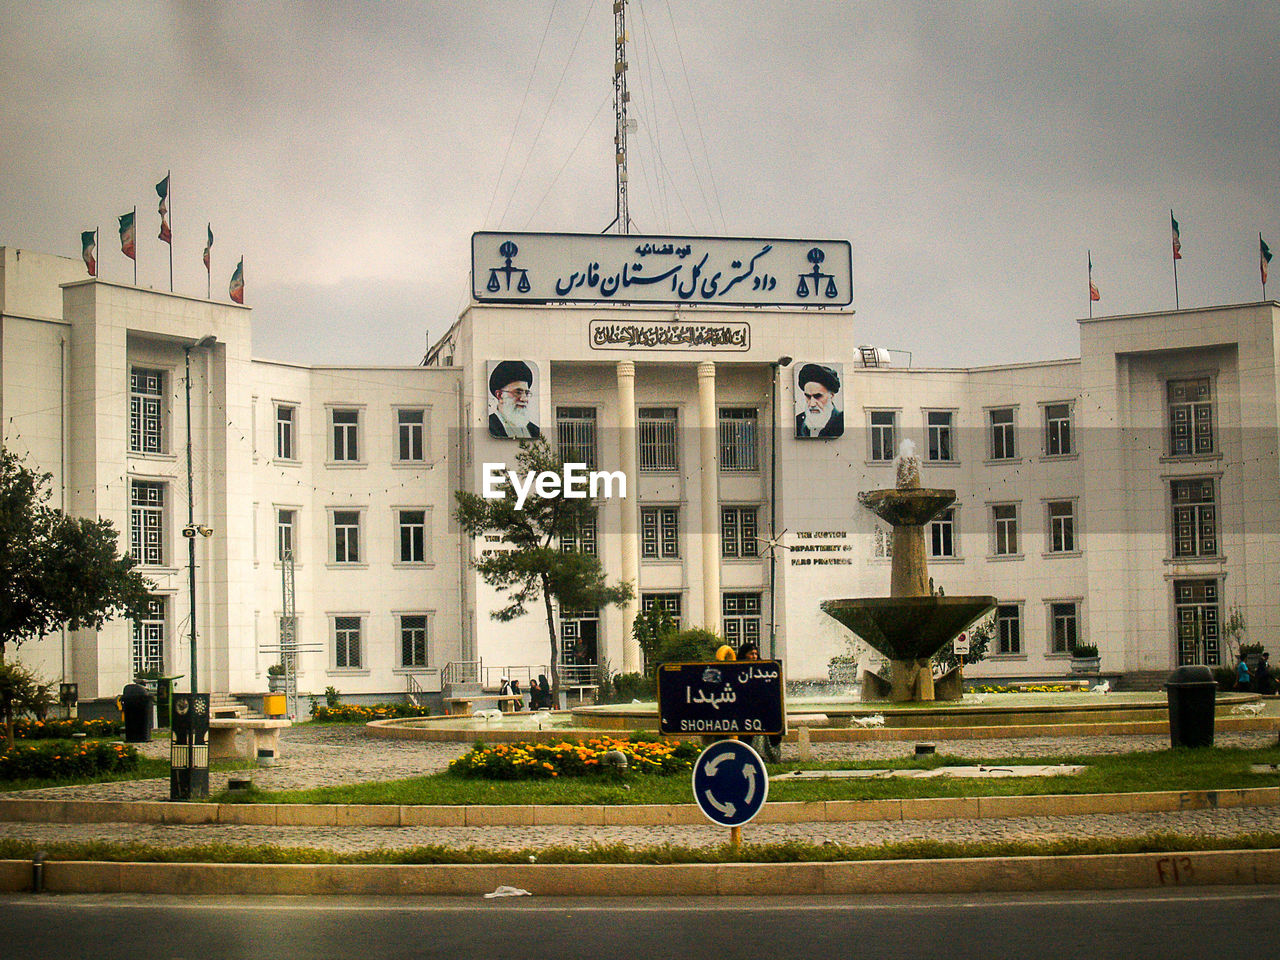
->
[
  {"left": 820, "top": 595, "right": 997, "bottom": 662},
  {"left": 858, "top": 488, "right": 958, "bottom": 527}
]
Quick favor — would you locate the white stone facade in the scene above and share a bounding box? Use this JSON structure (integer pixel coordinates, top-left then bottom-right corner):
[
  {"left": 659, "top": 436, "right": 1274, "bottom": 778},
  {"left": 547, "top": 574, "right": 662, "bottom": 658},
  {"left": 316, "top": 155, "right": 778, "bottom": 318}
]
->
[{"left": 3, "top": 245, "right": 1278, "bottom": 701}]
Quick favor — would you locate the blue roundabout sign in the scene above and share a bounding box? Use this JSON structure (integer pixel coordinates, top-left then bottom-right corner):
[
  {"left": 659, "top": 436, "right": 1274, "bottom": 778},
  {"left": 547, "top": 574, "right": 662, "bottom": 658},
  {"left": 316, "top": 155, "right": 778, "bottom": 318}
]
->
[{"left": 691, "top": 739, "right": 769, "bottom": 827}]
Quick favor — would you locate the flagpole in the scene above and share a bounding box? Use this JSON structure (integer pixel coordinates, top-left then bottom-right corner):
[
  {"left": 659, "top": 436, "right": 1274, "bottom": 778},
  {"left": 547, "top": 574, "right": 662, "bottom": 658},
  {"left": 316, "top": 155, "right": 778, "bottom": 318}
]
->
[
  {"left": 1170, "top": 209, "right": 1179, "bottom": 310},
  {"left": 1088, "top": 250, "right": 1093, "bottom": 319},
  {"left": 167, "top": 170, "right": 173, "bottom": 293},
  {"left": 1263, "top": 233, "right": 1269, "bottom": 302},
  {"left": 132, "top": 206, "right": 137, "bottom": 285}
]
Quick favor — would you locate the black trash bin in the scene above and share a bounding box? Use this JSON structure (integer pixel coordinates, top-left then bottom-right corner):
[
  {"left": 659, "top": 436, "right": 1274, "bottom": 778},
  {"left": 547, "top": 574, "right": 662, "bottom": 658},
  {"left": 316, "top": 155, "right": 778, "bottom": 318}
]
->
[
  {"left": 1166, "top": 664, "right": 1217, "bottom": 748},
  {"left": 121, "top": 682, "right": 154, "bottom": 744}
]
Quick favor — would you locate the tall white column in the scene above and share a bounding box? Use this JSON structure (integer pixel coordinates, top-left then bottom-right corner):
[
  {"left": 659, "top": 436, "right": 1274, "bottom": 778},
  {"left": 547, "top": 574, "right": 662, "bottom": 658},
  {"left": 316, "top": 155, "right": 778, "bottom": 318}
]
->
[
  {"left": 697, "top": 361, "right": 721, "bottom": 634},
  {"left": 617, "top": 361, "right": 640, "bottom": 672}
]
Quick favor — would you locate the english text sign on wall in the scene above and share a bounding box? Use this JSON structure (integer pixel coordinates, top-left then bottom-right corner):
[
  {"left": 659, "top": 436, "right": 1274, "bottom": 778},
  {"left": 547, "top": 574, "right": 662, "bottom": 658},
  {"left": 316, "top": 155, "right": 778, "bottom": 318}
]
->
[{"left": 472, "top": 232, "right": 853, "bottom": 307}]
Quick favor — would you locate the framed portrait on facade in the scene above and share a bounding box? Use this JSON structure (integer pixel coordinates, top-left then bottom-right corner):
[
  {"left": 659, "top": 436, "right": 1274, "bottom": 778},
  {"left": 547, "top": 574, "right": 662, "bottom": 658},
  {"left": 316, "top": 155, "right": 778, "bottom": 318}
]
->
[
  {"left": 487, "top": 359, "right": 541, "bottom": 439},
  {"left": 794, "top": 362, "right": 844, "bottom": 439}
]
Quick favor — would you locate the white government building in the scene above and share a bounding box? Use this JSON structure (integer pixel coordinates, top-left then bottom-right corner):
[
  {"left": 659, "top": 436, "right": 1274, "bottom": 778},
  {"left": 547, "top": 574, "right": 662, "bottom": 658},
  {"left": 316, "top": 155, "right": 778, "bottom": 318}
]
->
[{"left": 2, "top": 234, "right": 1278, "bottom": 708}]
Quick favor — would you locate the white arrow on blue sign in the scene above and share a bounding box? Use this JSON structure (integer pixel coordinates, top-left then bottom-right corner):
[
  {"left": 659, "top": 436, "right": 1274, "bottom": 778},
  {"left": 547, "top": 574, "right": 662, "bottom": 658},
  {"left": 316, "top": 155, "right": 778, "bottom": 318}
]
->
[{"left": 691, "top": 739, "right": 770, "bottom": 827}]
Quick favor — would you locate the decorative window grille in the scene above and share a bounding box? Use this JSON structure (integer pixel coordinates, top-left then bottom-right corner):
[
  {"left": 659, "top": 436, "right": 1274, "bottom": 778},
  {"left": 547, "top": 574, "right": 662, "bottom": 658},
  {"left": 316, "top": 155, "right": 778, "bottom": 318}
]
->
[
  {"left": 556, "top": 407, "right": 597, "bottom": 470},
  {"left": 642, "top": 593, "right": 682, "bottom": 631},
  {"left": 641, "top": 506, "right": 679, "bottom": 559},
  {"left": 560, "top": 509, "right": 598, "bottom": 556},
  {"left": 131, "top": 596, "right": 166, "bottom": 676},
  {"left": 722, "top": 593, "right": 762, "bottom": 649},
  {"left": 638, "top": 407, "right": 678, "bottom": 471},
  {"left": 130, "top": 481, "right": 165, "bottom": 565},
  {"left": 718, "top": 408, "right": 758, "bottom": 472},
  {"left": 1175, "top": 579, "right": 1220, "bottom": 666},
  {"left": 721, "top": 506, "right": 760, "bottom": 559},
  {"left": 1168, "top": 378, "right": 1214, "bottom": 456},
  {"left": 129, "top": 368, "right": 165, "bottom": 454},
  {"left": 1171, "top": 479, "right": 1217, "bottom": 558}
]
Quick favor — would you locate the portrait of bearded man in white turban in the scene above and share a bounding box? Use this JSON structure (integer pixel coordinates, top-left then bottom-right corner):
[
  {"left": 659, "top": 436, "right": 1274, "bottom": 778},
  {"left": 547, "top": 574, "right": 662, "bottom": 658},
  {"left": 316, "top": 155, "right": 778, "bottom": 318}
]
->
[
  {"left": 487, "top": 359, "right": 542, "bottom": 439},
  {"left": 794, "top": 362, "right": 844, "bottom": 439}
]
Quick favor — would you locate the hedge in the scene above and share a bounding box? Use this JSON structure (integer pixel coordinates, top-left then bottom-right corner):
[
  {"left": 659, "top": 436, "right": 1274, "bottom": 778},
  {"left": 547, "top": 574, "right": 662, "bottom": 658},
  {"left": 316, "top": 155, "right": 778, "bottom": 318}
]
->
[
  {"left": 11, "top": 717, "right": 124, "bottom": 741},
  {"left": 0, "top": 739, "right": 139, "bottom": 781},
  {"left": 310, "top": 703, "right": 435, "bottom": 722},
  {"left": 448, "top": 736, "right": 700, "bottom": 781}
]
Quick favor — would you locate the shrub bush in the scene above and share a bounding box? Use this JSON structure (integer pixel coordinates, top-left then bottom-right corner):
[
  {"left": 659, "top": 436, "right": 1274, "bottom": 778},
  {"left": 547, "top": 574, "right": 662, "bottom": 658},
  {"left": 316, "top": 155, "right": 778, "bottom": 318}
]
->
[
  {"left": 448, "top": 736, "right": 699, "bottom": 781},
  {"left": 652, "top": 628, "right": 721, "bottom": 668},
  {"left": 603, "top": 672, "right": 655, "bottom": 703},
  {"left": 0, "top": 739, "right": 138, "bottom": 781},
  {"left": 310, "top": 702, "right": 435, "bottom": 722},
  {"left": 11, "top": 717, "right": 123, "bottom": 740}
]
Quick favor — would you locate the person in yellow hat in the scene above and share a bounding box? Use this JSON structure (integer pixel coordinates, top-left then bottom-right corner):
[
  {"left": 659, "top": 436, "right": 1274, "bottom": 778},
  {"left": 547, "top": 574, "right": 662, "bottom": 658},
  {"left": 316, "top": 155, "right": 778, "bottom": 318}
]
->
[{"left": 715, "top": 644, "right": 736, "bottom": 661}]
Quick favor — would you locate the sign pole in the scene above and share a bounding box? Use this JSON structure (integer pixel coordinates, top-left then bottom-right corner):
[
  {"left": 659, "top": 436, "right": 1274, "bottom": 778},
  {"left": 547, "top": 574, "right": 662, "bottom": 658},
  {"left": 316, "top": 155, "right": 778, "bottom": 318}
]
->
[{"left": 730, "top": 826, "right": 741, "bottom": 848}]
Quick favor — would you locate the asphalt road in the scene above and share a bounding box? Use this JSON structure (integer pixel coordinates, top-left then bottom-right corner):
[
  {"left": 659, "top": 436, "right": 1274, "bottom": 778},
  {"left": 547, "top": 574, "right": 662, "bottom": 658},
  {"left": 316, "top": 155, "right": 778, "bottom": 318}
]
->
[{"left": 3, "top": 887, "right": 1279, "bottom": 960}]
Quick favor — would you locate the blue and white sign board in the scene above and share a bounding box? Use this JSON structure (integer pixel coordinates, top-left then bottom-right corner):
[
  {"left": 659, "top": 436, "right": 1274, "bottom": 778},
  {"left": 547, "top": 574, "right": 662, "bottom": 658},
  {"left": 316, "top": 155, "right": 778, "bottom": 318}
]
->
[
  {"left": 692, "top": 739, "right": 770, "bottom": 827},
  {"left": 472, "top": 232, "right": 853, "bottom": 307}
]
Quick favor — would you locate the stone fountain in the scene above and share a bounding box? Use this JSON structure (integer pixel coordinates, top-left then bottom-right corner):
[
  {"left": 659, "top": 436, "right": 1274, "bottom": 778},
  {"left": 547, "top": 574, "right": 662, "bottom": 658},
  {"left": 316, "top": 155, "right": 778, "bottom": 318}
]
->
[{"left": 821, "top": 441, "right": 996, "bottom": 703}]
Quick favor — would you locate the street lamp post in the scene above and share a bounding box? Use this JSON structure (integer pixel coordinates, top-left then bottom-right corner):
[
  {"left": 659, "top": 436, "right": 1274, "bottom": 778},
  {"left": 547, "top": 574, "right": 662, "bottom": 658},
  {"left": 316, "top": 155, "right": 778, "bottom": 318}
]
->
[
  {"left": 183, "top": 335, "right": 217, "bottom": 694},
  {"left": 768, "top": 356, "right": 792, "bottom": 660}
]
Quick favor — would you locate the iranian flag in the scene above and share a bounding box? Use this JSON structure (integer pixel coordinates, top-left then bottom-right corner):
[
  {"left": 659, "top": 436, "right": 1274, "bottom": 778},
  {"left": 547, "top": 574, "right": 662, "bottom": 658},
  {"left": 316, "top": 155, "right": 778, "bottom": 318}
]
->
[
  {"left": 81, "top": 230, "right": 97, "bottom": 277},
  {"left": 1171, "top": 211, "right": 1182, "bottom": 260},
  {"left": 1088, "top": 253, "right": 1100, "bottom": 302},
  {"left": 229, "top": 258, "right": 245, "bottom": 304},
  {"left": 203, "top": 223, "right": 213, "bottom": 271},
  {"left": 118, "top": 210, "right": 136, "bottom": 260},
  {"left": 156, "top": 174, "right": 171, "bottom": 244},
  {"left": 1262, "top": 235, "right": 1273, "bottom": 285}
]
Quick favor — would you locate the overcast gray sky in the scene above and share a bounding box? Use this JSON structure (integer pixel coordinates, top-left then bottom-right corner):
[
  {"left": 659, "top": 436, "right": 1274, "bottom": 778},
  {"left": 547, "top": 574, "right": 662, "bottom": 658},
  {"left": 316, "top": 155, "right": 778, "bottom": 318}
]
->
[{"left": 2, "top": 1, "right": 1277, "bottom": 367}]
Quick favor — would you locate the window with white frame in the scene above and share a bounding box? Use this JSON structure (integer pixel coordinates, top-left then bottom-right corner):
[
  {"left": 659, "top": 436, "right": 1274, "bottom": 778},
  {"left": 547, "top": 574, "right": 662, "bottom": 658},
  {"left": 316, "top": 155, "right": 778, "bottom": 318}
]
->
[
  {"left": 641, "top": 506, "right": 679, "bottom": 559},
  {"left": 330, "top": 408, "right": 361, "bottom": 462},
  {"left": 131, "top": 596, "right": 166, "bottom": 676},
  {"left": 996, "top": 604, "right": 1022, "bottom": 654},
  {"left": 333, "top": 616, "right": 362, "bottom": 669},
  {"left": 722, "top": 593, "right": 762, "bottom": 649},
  {"left": 1168, "top": 377, "right": 1214, "bottom": 457},
  {"left": 718, "top": 408, "right": 759, "bottom": 472},
  {"left": 929, "top": 507, "right": 957, "bottom": 558},
  {"left": 556, "top": 407, "right": 597, "bottom": 470},
  {"left": 398, "top": 509, "right": 427, "bottom": 563},
  {"left": 396, "top": 409, "right": 425, "bottom": 462},
  {"left": 560, "top": 508, "right": 597, "bottom": 556},
  {"left": 130, "top": 480, "right": 165, "bottom": 565},
  {"left": 276, "top": 508, "right": 296, "bottom": 562},
  {"left": 1175, "top": 578, "right": 1220, "bottom": 666},
  {"left": 721, "top": 506, "right": 760, "bottom": 559},
  {"left": 642, "top": 593, "right": 682, "bottom": 631},
  {"left": 275, "top": 404, "right": 297, "bottom": 460},
  {"left": 991, "top": 503, "right": 1019, "bottom": 556},
  {"left": 1047, "top": 500, "right": 1076, "bottom": 553},
  {"left": 1044, "top": 403, "right": 1072, "bottom": 456},
  {"left": 1049, "top": 601, "right": 1079, "bottom": 653},
  {"left": 332, "top": 510, "right": 361, "bottom": 563},
  {"left": 129, "top": 367, "right": 166, "bottom": 454},
  {"left": 926, "top": 410, "right": 954, "bottom": 462},
  {"left": 1171, "top": 478, "right": 1217, "bottom": 558},
  {"left": 868, "top": 410, "right": 897, "bottom": 462},
  {"left": 399, "top": 614, "right": 429, "bottom": 668},
  {"left": 989, "top": 408, "right": 1016, "bottom": 459},
  {"left": 638, "top": 407, "right": 678, "bottom": 471}
]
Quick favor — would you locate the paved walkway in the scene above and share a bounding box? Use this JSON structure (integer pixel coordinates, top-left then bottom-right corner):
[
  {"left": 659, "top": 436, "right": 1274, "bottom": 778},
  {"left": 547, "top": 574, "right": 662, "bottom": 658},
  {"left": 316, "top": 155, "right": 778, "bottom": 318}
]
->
[{"left": 2, "top": 726, "right": 1278, "bottom": 854}]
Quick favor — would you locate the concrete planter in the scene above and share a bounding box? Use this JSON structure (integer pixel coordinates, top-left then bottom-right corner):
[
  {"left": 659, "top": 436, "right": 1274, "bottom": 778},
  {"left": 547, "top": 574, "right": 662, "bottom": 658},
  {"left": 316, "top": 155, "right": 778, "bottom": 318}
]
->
[{"left": 1070, "top": 656, "right": 1101, "bottom": 675}]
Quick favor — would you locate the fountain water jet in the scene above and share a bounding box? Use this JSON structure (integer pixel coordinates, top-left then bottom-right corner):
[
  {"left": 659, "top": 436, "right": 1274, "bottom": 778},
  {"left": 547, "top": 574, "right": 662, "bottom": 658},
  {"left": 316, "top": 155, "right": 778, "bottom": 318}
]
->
[{"left": 820, "top": 440, "right": 996, "bottom": 702}]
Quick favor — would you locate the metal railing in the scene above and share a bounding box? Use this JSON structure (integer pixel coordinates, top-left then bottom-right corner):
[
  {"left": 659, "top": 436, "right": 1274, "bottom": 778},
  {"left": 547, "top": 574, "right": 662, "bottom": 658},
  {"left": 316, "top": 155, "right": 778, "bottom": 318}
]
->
[{"left": 442, "top": 660, "right": 482, "bottom": 686}]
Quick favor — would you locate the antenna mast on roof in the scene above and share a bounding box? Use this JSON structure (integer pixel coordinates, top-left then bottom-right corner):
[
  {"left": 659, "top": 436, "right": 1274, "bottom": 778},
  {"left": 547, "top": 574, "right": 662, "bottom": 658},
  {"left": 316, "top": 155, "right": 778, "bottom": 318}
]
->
[{"left": 612, "top": 0, "right": 631, "bottom": 234}]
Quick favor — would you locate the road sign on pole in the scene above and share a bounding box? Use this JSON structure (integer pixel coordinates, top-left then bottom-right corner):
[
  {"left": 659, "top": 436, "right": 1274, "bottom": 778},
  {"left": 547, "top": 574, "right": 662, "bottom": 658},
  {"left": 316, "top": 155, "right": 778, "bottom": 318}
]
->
[
  {"left": 692, "top": 739, "right": 770, "bottom": 827},
  {"left": 657, "top": 660, "right": 786, "bottom": 736}
]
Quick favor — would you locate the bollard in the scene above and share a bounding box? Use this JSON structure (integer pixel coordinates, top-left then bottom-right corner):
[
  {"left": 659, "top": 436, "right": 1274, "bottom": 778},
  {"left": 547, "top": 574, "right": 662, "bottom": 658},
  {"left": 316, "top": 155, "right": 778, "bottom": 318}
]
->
[
  {"left": 31, "top": 851, "right": 44, "bottom": 893},
  {"left": 797, "top": 725, "right": 812, "bottom": 761}
]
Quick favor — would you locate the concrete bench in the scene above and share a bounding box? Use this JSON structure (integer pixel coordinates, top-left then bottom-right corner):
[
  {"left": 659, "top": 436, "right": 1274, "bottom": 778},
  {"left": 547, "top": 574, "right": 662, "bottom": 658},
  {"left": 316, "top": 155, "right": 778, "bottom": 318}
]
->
[
  {"left": 443, "top": 695, "right": 525, "bottom": 716},
  {"left": 207, "top": 718, "right": 292, "bottom": 760}
]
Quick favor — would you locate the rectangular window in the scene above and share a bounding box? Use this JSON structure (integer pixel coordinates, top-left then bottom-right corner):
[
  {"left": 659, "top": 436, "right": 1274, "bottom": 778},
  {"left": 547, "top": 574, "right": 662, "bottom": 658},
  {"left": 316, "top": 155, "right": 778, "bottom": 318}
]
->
[
  {"left": 397, "top": 409, "right": 425, "bottom": 462},
  {"left": 275, "top": 404, "right": 296, "bottom": 460},
  {"left": 333, "top": 510, "right": 361, "bottom": 563},
  {"left": 1044, "top": 403, "right": 1072, "bottom": 456},
  {"left": 992, "top": 503, "right": 1019, "bottom": 556},
  {"left": 1050, "top": 601, "right": 1079, "bottom": 653},
  {"left": 722, "top": 592, "right": 762, "bottom": 649},
  {"left": 1048, "top": 500, "right": 1076, "bottom": 553},
  {"left": 333, "top": 616, "right": 362, "bottom": 669},
  {"left": 130, "top": 480, "right": 165, "bottom": 565},
  {"left": 1175, "top": 578, "right": 1220, "bottom": 666},
  {"left": 638, "top": 407, "right": 678, "bottom": 471},
  {"left": 1171, "top": 478, "right": 1217, "bottom": 558},
  {"left": 721, "top": 506, "right": 760, "bottom": 559},
  {"left": 560, "top": 508, "right": 598, "bottom": 556},
  {"left": 1168, "top": 377, "right": 1214, "bottom": 457},
  {"left": 399, "top": 614, "right": 428, "bottom": 668},
  {"left": 398, "top": 509, "right": 426, "bottom": 563},
  {"left": 929, "top": 507, "right": 956, "bottom": 558},
  {"left": 129, "top": 368, "right": 165, "bottom": 454},
  {"left": 131, "top": 596, "right": 166, "bottom": 676},
  {"left": 869, "top": 411, "right": 897, "bottom": 462},
  {"left": 276, "top": 509, "right": 296, "bottom": 562},
  {"left": 642, "top": 593, "right": 682, "bottom": 631},
  {"left": 718, "top": 408, "right": 759, "bottom": 472},
  {"left": 989, "top": 408, "right": 1016, "bottom": 460},
  {"left": 926, "top": 410, "right": 954, "bottom": 462},
  {"left": 640, "top": 506, "right": 679, "bottom": 559},
  {"left": 556, "top": 407, "right": 597, "bottom": 470},
  {"left": 331, "top": 408, "right": 360, "bottom": 462},
  {"left": 996, "top": 604, "right": 1021, "bottom": 654}
]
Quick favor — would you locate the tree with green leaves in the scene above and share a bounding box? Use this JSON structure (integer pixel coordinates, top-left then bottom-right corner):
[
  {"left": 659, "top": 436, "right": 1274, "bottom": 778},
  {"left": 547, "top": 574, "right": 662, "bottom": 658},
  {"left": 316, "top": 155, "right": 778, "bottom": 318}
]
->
[
  {"left": 632, "top": 602, "right": 677, "bottom": 676},
  {"left": 0, "top": 447, "right": 153, "bottom": 663},
  {"left": 453, "top": 440, "right": 633, "bottom": 704},
  {"left": 0, "top": 660, "right": 54, "bottom": 748}
]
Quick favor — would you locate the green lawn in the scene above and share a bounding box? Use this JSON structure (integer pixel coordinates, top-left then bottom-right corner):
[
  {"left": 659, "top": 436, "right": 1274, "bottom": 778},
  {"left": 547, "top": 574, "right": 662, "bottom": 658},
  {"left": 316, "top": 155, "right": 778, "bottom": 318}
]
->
[{"left": 219, "top": 745, "right": 1280, "bottom": 806}]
